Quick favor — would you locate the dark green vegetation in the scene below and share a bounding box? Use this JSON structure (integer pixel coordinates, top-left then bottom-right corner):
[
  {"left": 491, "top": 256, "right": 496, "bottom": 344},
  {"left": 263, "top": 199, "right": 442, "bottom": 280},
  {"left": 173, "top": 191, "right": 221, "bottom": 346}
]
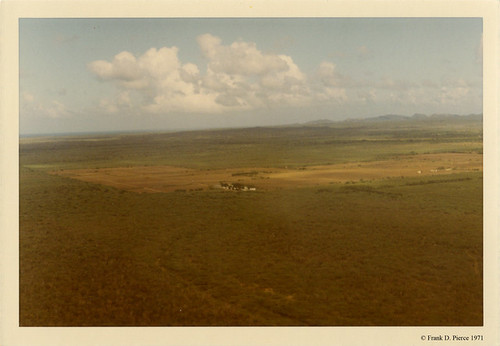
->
[
  {"left": 20, "top": 114, "right": 482, "bottom": 170},
  {"left": 20, "top": 115, "right": 482, "bottom": 326}
]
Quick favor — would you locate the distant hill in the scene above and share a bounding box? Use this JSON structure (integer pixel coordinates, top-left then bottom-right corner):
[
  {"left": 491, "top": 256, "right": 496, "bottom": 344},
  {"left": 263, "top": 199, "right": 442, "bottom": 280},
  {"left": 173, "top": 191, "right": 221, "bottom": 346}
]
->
[
  {"left": 418, "top": 113, "right": 482, "bottom": 121},
  {"left": 303, "top": 119, "right": 336, "bottom": 126},
  {"left": 364, "top": 114, "right": 408, "bottom": 122},
  {"left": 303, "top": 113, "right": 482, "bottom": 126}
]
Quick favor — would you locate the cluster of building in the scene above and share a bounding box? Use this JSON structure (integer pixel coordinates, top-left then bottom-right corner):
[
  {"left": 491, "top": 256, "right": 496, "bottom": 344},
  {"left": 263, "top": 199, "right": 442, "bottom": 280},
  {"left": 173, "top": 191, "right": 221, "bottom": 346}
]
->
[{"left": 219, "top": 182, "right": 256, "bottom": 191}]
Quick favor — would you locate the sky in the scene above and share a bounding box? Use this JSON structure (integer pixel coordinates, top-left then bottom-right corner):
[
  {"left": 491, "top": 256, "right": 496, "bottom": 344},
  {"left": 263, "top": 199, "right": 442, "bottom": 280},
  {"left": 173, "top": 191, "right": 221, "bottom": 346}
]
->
[{"left": 19, "top": 18, "right": 483, "bottom": 135}]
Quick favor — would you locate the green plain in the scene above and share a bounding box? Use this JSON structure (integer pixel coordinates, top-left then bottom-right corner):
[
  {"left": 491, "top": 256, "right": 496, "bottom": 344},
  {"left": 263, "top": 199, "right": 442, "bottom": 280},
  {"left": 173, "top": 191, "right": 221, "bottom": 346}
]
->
[{"left": 19, "top": 116, "right": 482, "bottom": 326}]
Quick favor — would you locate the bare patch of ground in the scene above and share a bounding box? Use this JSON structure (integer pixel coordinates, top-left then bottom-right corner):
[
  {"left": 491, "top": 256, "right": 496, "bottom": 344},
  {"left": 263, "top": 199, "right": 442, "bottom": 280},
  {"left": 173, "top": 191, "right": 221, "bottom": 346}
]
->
[{"left": 53, "top": 153, "right": 482, "bottom": 193}]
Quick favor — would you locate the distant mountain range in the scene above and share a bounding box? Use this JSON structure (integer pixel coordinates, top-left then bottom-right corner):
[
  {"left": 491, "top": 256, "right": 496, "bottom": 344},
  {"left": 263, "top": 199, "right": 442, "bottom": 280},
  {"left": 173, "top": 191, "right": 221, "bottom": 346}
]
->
[{"left": 302, "top": 113, "right": 483, "bottom": 126}]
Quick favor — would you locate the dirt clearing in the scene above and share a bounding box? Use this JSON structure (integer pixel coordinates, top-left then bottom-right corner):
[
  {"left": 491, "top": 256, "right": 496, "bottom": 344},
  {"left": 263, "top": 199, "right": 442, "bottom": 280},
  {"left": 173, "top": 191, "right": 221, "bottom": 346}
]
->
[{"left": 53, "top": 153, "right": 482, "bottom": 193}]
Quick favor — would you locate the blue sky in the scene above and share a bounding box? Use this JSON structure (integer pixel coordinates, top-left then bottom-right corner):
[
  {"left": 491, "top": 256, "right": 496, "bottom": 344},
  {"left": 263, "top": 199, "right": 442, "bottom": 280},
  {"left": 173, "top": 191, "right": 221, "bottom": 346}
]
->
[{"left": 19, "top": 18, "right": 482, "bottom": 134}]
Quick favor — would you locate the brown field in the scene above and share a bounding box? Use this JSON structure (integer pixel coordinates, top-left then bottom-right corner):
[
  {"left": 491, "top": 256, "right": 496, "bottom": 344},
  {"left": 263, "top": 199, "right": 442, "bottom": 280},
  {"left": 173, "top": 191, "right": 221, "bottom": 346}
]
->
[{"left": 53, "top": 152, "right": 482, "bottom": 193}]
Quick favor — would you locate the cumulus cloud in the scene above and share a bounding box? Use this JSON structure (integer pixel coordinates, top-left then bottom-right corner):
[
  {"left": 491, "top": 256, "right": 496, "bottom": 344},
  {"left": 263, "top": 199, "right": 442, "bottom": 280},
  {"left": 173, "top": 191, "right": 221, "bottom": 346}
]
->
[
  {"left": 99, "top": 91, "right": 132, "bottom": 114},
  {"left": 44, "top": 100, "right": 71, "bottom": 118},
  {"left": 317, "top": 61, "right": 337, "bottom": 87},
  {"left": 88, "top": 51, "right": 143, "bottom": 82},
  {"left": 20, "top": 92, "right": 72, "bottom": 119},
  {"left": 356, "top": 88, "right": 377, "bottom": 104},
  {"left": 87, "top": 34, "right": 346, "bottom": 115},
  {"left": 197, "top": 33, "right": 311, "bottom": 108},
  {"left": 89, "top": 45, "right": 222, "bottom": 113},
  {"left": 362, "top": 77, "right": 479, "bottom": 112},
  {"left": 311, "top": 61, "right": 347, "bottom": 103},
  {"left": 437, "top": 86, "right": 470, "bottom": 104},
  {"left": 86, "top": 33, "right": 480, "bottom": 118},
  {"left": 197, "top": 34, "right": 289, "bottom": 76}
]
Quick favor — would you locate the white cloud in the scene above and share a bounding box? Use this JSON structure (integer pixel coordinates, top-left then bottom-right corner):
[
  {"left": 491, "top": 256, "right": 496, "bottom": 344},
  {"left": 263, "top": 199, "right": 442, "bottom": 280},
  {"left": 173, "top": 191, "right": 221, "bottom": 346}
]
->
[
  {"left": 45, "top": 100, "right": 70, "bottom": 118},
  {"left": 438, "top": 86, "right": 470, "bottom": 104},
  {"left": 316, "top": 87, "right": 348, "bottom": 103},
  {"left": 197, "top": 33, "right": 289, "bottom": 76},
  {"left": 376, "top": 78, "right": 417, "bottom": 90},
  {"left": 99, "top": 91, "right": 132, "bottom": 114},
  {"left": 87, "top": 34, "right": 341, "bottom": 115},
  {"left": 311, "top": 61, "right": 347, "bottom": 103},
  {"left": 317, "top": 61, "right": 336, "bottom": 86},
  {"left": 334, "top": 72, "right": 481, "bottom": 115},
  {"left": 356, "top": 88, "right": 377, "bottom": 104},
  {"left": 86, "top": 33, "right": 480, "bottom": 118},
  {"left": 89, "top": 46, "right": 218, "bottom": 114},
  {"left": 21, "top": 92, "right": 72, "bottom": 119},
  {"left": 89, "top": 51, "right": 142, "bottom": 82}
]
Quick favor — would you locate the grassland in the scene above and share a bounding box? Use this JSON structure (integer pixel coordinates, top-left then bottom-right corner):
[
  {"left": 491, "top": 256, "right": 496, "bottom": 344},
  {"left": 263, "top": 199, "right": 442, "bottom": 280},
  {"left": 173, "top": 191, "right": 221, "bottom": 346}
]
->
[
  {"left": 51, "top": 152, "right": 481, "bottom": 193},
  {"left": 19, "top": 115, "right": 483, "bottom": 326}
]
